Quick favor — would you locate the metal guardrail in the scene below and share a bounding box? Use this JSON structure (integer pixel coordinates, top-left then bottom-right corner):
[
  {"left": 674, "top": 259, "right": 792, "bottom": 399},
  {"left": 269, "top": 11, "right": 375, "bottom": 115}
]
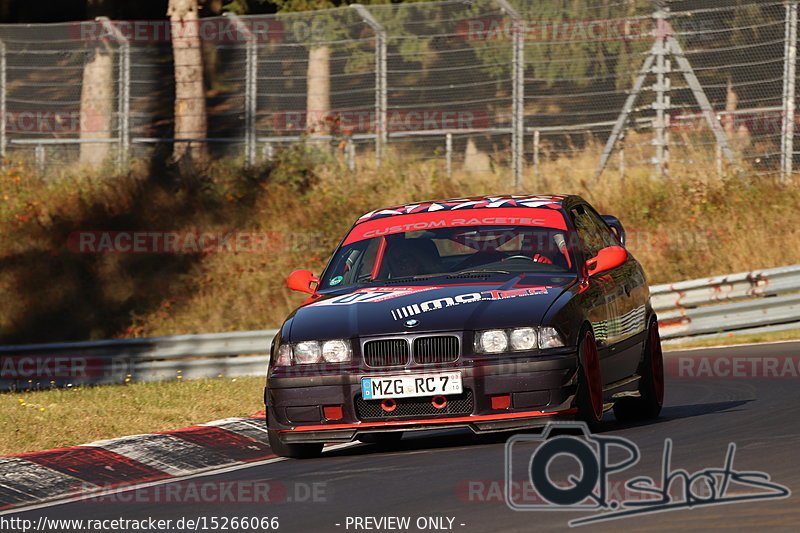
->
[
  {"left": 2, "top": 264, "right": 799, "bottom": 390},
  {"left": 0, "top": 330, "right": 278, "bottom": 391},
  {"left": 652, "top": 264, "right": 800, "bottom": 343}
]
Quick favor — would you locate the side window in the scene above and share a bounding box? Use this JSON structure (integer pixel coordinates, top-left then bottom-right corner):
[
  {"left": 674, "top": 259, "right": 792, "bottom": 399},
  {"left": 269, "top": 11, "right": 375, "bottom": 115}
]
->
[
  {"left": 583, "top": 207, "right": 619, "bottom": 248},
  {"left": 570, "top": 205, "right": 617, "bottom": 258},
  {"left": 321, "top": 238, "right": 376, "bottom": 288}
]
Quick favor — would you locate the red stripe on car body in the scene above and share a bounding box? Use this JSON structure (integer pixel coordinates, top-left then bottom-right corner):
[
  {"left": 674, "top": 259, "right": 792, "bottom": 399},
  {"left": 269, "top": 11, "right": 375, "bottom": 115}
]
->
[{"left": 279, "top": 408, "right": 578, "bottom": 432}]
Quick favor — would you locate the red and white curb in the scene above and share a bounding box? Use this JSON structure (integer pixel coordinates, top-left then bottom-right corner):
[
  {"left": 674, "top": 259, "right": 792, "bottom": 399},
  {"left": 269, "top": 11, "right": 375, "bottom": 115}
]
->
[{"left": 0, "top": 416, "right": 278, "bottom": 511}]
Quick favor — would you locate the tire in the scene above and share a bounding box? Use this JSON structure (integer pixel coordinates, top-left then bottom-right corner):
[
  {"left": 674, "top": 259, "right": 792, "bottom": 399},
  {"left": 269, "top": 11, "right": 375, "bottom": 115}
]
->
[
  {"left": 267, "top": 429, "right": 323, "bottom": 459},
  {"left": 613, "top": 319, "right": 664, "bottom": 422},
  {"left": 358, "top": 432, "right": 403, "bottom": 447},
  {"left": 575, "top": 328, "right": 604, "bottom": 431}
]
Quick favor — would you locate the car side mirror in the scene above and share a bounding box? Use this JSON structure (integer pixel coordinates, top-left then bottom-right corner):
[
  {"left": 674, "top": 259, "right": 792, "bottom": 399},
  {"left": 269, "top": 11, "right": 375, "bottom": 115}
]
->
[
  {"left": 586, "top": 246, "right": 628, "bottom": 276},
  {"left": 601, "top": 214, "right": 626, "bottom": 246},
  {"left": 287, "top": 269, "right": 319, "bottom": 294}
]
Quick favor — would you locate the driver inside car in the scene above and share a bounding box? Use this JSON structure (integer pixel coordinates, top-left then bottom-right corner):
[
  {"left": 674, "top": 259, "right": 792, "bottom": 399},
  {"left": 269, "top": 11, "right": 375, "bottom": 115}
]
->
[{"left": 385, "top": 238, "right": 442, "bottom": 278}]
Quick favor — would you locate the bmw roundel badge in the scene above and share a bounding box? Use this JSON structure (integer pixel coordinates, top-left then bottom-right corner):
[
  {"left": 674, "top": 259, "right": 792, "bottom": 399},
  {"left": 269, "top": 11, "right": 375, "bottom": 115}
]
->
[{"left": 404, "top": 318, "right": 420, "bottom": 328}]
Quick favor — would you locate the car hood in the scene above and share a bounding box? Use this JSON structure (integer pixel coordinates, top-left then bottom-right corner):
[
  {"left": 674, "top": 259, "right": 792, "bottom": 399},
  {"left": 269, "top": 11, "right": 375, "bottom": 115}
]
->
[{"left": 287, "top": 274, "right": 576, "bottom": 340}]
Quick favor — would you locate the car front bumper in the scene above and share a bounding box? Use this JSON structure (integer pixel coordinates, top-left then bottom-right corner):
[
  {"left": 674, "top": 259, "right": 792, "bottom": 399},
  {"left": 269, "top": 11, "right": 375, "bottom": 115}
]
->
[{"left": 265, "top": 353, "right": 578, "bottom": 444}]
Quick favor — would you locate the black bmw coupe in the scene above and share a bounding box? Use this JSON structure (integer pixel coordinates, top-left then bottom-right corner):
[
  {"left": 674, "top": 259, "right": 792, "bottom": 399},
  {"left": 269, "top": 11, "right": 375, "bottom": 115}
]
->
[{"left": 264, "top": 195, "right": 664, "bottom": 458}]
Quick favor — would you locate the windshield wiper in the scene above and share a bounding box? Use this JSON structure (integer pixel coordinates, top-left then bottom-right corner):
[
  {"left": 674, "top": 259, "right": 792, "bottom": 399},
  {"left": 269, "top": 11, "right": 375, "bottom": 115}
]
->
[{"left": 358, "top": 274, "right": 431, "bottom": 284}]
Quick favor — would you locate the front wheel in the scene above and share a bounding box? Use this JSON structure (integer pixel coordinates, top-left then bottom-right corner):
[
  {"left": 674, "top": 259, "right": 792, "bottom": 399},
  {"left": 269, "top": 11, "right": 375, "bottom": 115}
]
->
[
  {"left": 267, "top": 429, "right": 323, "bottom": 459},
  {"left": 613, "top": 319, "right": 664, "bottom": 422},
  {"left": 575, "top": 328, "right": 604, "bottom": 431}
]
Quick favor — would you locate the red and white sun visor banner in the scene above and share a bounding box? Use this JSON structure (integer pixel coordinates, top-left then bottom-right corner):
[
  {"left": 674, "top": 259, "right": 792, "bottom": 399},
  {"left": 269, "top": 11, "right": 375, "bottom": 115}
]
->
[{"left": 342, "top": 208, "right": 568, "bottom": 246}]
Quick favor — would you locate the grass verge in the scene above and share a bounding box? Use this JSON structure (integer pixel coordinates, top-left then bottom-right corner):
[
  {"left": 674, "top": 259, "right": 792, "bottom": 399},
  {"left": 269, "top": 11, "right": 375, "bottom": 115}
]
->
[
  {"left": 663, "top": 328, "right": 800, "bottom": 351},
  {"left": 0, "top": 376, "right": 264, "bottom": 455}
]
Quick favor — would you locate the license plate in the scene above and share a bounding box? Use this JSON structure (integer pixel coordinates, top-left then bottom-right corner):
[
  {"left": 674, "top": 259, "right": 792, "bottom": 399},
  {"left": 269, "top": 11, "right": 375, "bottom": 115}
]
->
[{"left": 361, "top": 372, "right": 462, "bottom": 400}]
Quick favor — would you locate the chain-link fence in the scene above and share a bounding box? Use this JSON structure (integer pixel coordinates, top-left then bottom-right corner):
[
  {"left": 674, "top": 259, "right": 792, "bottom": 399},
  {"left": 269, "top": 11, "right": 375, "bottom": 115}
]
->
[{"left": 0, "top": 0, "right": 796, "bottom": 183}]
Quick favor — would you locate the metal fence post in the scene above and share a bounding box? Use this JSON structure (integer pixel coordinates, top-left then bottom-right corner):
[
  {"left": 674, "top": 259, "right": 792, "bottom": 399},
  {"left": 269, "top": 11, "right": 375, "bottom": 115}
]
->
[
  {"left": 225, "top": 13, "right": 257, "bottom": 168},
  {"left": 496, "top": 0, "right": 524, "bottom": 190},
  {"left": 532, "top": 129, "right": 540, "bottom": 181},
  {"left": 445, "top": 132, "right": 452, "bottom": 178},
  {"left": 116, "top": 40, "right": 130, "bottom": 171},
  {"left": 245, "top": 31, "right": 257, "bottom": 168},
  {"left": 0, "top": 41, "right": 6, "bottom": 163},
  {"left": 653, "top": 8, "right": 670, "bottom": 179},
  {"left": 782, "top": 1, "right": 798, "bottom": 182},
  {"left": 352, "top": 4, "right": 386, "bottom": 168},
  {"left": 35, "top": 144, "right": 44, "bottom": 174},
  {"left": 346, "top": 138, "right": 356, "bottom": 172},
  {"left": 97, "top": 18, "right": 130, "bottom": 172}
]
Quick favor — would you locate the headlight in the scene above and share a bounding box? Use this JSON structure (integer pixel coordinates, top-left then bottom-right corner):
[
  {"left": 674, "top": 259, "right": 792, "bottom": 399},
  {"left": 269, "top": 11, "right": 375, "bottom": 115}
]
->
[
  {"left": 294, "top": 341, "right": 322, "bottom": 364},
  {"left": 276, "top": 343, "right": 293, "bottom": 366},
  {"left": 476, "top": 330, "right": 508, "bottom": 353},
  {"left": 321, "top": 340, "right": 352, "bottom": 363},
  {"left": 476, "top": 327, "right": 563, "bottom": 353},
  {"left": 276, "top": 340, "right": 353, "bottom": 366},
  {"left": 510, "top": 327, "right": 538, "bottom": 351},
  {"left": 539, "top": 327, "right": 565, "bottom": 349}
]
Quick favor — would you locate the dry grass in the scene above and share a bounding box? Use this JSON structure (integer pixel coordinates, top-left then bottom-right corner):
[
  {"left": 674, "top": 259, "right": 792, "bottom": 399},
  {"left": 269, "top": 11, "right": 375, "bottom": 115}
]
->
[
  {"left": 663, "top": 328, "right": 800, "bottom": 351},
  {"left": 0, "top": 140, "right": 798, "bottom": 342},
  {"left": 0, "top": 376, "right": 264, "bottom": 455}
]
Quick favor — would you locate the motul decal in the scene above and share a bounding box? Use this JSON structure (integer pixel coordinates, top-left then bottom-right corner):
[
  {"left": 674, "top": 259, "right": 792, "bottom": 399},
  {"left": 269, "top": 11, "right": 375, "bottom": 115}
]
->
[
  {"left": 308, "top": 287, "right": 445, "bottom": 307},
  {"left": 390, "top": 287, "right": 549, "bottom": 320}
]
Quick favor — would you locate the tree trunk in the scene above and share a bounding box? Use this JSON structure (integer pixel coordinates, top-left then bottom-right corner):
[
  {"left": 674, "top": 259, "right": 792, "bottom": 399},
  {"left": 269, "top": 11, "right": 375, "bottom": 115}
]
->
[
  {"left": 79, "top": 0, "right": 114, "bottom": 166},
  {"left": 79, "top": 49, "right": 114, "bottom": 166},
  {"left": 306, "top": 45, "right": 330, "bottom": 144},
  {"left": 168, "top": 0, "right": 208, "bottom": 165}
]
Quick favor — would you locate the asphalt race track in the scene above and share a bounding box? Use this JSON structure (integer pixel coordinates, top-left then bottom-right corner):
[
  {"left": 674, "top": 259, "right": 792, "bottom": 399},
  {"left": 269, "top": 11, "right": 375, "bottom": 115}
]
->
[{"left": 8, "top": 342, "right": 800, "bottom": 532}]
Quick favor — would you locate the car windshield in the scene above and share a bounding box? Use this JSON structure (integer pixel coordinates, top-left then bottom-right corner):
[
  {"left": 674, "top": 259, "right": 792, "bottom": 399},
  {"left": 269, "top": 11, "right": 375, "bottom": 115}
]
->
[{"left": 319, "top": 221, "right": 575, "bottom": 290}]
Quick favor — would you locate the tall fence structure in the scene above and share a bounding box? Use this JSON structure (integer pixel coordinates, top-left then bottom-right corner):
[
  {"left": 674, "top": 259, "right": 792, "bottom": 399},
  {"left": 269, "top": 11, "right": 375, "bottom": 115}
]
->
[{"left": 0, "top": 0, "right": 796, "bottom": 184}]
